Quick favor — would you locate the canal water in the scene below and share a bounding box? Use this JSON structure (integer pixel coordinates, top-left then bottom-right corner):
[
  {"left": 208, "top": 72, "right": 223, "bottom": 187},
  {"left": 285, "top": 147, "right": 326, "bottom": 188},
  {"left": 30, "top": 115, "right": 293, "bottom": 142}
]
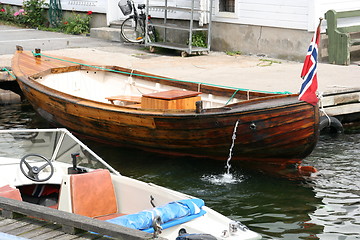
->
[{"left": 1, "top": 102, "right": 359, "bottom": 240}]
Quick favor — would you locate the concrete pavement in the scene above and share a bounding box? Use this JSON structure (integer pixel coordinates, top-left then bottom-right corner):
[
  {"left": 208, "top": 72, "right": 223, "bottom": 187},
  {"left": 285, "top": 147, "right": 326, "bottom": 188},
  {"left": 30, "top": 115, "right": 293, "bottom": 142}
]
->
[{"left": 1, "top": 24, "right": 360, "bottom": 95}]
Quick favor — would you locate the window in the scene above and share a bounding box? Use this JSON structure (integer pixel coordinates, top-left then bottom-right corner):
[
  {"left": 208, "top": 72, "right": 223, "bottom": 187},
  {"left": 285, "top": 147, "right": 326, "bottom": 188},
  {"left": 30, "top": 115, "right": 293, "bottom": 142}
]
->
[
  {"left": 215, "top": 0, "right": 237, "bottom": 18},
  {"left": 219, "top": 0, "right": 235, "bottom": 13}
]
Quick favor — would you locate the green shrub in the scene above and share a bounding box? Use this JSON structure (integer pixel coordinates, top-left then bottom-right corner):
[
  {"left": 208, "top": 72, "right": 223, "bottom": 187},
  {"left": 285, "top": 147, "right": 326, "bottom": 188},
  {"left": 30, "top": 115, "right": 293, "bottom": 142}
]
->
[
  {"left": 23, "top": 0, "right": 48, "bottom": 28},
  {"left": 0, "top": 5, "right": 15, "bottom": 22},
  {"left": 61, "top": 11, "right": 92, "bottom": 35},
  {"left": 191, "top": 31, "right": 207, "bottom": 48}
]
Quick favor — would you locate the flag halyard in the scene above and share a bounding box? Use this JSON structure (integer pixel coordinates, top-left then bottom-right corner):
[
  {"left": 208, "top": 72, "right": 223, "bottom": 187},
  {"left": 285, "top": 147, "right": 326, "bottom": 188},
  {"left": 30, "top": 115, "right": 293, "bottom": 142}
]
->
[{"left": 299, "top": 19, "right": 322, "bottom": 106}]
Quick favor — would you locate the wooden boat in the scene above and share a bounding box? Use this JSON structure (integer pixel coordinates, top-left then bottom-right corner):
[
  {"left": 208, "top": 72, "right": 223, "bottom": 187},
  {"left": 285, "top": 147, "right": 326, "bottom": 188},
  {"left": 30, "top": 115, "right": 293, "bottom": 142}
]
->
[
  {"left": 12, "top": 46, "right": 319, "bottom": 167},
  {"left": 0, "top": 128, "right": 261, "bottom": 239}
]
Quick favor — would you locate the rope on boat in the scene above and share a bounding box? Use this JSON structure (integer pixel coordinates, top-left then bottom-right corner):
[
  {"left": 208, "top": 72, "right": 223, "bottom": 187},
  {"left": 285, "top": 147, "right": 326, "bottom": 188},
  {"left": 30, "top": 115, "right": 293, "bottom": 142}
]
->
[
  {"left": 225, "top": 89, "right": 239, "bottom": 105},
  {"left": 31, "top": 51, "right": 293, "bottom": 96},
  {"left": 318, "top": 92, "right": 343, "bottom": 133},
  {"left": 1, "top": 68, "right": 16, "bottom": 79}
]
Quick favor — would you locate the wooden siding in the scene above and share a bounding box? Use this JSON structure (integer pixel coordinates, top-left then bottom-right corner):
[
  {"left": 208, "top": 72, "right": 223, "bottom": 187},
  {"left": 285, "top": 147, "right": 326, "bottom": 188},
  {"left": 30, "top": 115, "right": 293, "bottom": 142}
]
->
[{"left": 212, "top": 0, "right": 308, "bottom": 30}]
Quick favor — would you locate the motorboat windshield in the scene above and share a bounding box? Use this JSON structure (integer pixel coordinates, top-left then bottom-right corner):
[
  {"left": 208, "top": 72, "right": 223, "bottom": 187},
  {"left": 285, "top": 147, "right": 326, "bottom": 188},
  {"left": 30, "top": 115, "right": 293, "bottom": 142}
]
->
[{"left": 0, "top": 128, "right": 119, "bottom": 175}]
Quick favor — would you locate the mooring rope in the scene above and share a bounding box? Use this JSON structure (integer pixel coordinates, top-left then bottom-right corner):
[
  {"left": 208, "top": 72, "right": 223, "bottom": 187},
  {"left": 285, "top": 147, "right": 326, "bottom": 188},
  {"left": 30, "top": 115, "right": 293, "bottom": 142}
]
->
[
  {"left": 31, "top": 51, "right": 293, "bottom": 97},
  {"left": 318, "top": 92, "right": 332, "bottom": 127},
  {"left": 1, "top": 68, "right": 16, "bottom": 79}
]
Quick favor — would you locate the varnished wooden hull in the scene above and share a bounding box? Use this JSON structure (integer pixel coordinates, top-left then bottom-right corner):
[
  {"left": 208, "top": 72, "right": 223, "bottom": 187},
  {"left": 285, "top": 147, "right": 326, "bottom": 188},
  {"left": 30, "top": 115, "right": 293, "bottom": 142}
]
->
[{"left": 12, "top": 49, "right": 319, "bottom": 165}]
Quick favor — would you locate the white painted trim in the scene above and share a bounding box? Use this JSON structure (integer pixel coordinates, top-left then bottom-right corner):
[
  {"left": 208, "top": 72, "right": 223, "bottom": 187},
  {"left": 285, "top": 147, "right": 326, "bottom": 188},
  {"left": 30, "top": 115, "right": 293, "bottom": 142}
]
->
[{"left": 214, "top": 0, "right": 238, "bottom": 19}]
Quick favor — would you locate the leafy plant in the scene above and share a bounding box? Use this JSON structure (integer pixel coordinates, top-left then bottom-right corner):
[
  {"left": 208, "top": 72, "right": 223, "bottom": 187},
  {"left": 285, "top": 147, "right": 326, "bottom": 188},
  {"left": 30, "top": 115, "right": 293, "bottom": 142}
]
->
[
  {"left": 190, "top": 31, "right": 207, "bottom": 48},
  {"left": 0, "top": 5, "right": 15, "bottom": 22},
  {"left": 61, "top": 11, "right": 92, "bottom": 35},
  {"left": 23, "top": 0, "right": 48, "bottom": 28},
  {"left": 13, "top": 9, "right": 27, "bottom": 25}
]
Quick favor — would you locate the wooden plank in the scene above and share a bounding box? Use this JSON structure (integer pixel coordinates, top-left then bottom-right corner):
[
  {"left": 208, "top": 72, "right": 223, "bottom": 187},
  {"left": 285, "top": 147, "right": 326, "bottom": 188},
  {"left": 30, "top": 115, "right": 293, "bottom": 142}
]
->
[
  {"left": 4, "top": 218, "right": 48, "bottom": 236},
  {"left": 0, "top": 217, "right": 19, "bottom": 227},
  {"left": 0, "top": 219, "right": 30, "bottom": 233},
  {"left": 31, "top": 230, "right": 67, "bottom": 240},
  {"left": 323, "top": 102, "right": 360, "bottom": 116},
  {"left": 338, "top": 26, "right": 360, "bottom": 34},
  {"left": 335, "top": 10, "right": 360, "bottom": 18},
  {"left": 50, "top": 235, "right": 79, "bottom": 240},
  {"left": 105, "top": 95, "right": 141, "bottom": 104},
  {"left": 321, "top": 92, "right": 360, "bottom": 107},
  {"left": 19, "top": 222, "right": 61, "bottom": 239},
  {"left": 350, "top": 38, "right": 360, "bottom": 45}
]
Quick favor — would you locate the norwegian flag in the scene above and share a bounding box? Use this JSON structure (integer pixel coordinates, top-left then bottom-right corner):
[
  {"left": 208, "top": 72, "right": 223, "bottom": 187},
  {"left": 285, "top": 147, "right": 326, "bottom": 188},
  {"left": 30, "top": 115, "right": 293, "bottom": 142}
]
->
[{"left": 298, "top": 20, "right": 322, "bottom": 106}]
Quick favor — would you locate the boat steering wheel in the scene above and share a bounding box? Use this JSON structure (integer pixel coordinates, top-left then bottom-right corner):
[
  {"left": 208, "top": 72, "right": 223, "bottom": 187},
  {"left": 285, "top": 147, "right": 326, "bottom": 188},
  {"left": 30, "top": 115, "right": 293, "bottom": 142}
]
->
[{"left": 20, "top": 154, "right": 54, "bottom": 182}]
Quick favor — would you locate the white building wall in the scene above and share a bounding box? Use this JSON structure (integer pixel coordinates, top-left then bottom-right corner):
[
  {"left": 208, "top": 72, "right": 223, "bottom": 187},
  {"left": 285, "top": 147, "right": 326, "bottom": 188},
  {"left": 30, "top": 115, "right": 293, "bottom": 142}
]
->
[
  {"left": 215, "top": 0, "right": 308, "bottom": 29},
  {"left": 1, "top": 0, "right": 107, "bottom": 13}
]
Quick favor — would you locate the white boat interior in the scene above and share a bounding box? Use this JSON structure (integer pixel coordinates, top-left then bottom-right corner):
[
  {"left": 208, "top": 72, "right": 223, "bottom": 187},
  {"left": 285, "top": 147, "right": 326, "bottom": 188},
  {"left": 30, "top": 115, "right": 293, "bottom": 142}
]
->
[
  {"left": 0, "top": 129, "right": 261, "bottom": 240},
  {"left": 36, "top": 69, "right": 244, "bottom": 109}
]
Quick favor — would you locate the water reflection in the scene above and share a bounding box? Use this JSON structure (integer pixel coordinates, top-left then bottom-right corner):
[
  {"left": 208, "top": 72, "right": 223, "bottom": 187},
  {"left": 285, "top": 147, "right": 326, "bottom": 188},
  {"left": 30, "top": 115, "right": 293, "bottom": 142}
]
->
[
  {"left": 1, "top": 101, "right": 359, "bottom": 239},
  {"left": 304, "top": 134, "right": 360, "bottom": 239}
]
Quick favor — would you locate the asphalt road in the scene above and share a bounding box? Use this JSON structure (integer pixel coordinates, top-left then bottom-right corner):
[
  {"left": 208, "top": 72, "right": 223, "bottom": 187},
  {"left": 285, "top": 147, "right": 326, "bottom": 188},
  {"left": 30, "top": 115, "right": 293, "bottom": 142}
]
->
[{"left": 0, "top": 25, "right": 120, "bottom": 55}]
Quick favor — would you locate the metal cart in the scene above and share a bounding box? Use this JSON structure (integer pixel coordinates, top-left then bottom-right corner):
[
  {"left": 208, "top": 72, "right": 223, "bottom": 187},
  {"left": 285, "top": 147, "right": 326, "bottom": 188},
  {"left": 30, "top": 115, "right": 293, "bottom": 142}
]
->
[{"left": 145, "top": 0, "right": 212, "bottom": 57}]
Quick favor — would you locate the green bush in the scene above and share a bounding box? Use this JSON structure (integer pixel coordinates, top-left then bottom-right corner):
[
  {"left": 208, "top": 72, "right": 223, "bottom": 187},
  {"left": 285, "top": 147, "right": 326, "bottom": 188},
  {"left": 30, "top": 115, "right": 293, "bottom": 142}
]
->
[
  {"left": 191, "top": 31, "right": 207, "bottom": 48},
  {"left": 23, "top": 0, "right": 48, "bottom": 28},
  {"left": 0, "top": 5, "right": 15, "bottom": 22},
  {"left": 0, "top": 0, "right": 48, "bottom": 27},
  {"left": 61, "top": 11, "right": 92, "bottom": 35}
]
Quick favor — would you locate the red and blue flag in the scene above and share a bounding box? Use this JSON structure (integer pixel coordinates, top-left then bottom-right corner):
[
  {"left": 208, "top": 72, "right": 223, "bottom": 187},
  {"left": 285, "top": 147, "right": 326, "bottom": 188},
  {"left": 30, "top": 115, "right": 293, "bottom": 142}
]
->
[{"left": 299, "top": 20, "right": 322, "bottom": 106}]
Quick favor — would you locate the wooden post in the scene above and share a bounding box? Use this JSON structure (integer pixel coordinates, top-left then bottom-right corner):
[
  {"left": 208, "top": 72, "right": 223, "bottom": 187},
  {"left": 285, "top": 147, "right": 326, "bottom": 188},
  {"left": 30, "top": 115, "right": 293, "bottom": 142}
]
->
[
  {"left": 35, "top": 48, "right": 41, "bottom": 58},
  {"left": 196, "top": 100, "right": 203, "bottom": 113},
  {"left": 16, "top": 45, "right": 23, "bottom": 52}
]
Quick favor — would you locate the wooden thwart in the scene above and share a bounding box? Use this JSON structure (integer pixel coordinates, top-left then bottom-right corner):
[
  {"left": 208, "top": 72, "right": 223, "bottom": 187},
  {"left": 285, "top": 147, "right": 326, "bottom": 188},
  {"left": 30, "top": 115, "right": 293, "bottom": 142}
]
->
[{"left": 106, "top": 95, "right": 142, "bottom": 105}]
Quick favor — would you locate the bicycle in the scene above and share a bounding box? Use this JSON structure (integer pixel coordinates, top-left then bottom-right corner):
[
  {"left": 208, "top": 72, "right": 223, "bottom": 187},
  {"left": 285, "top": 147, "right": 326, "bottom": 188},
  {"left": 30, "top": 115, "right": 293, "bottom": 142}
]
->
[{"left": 118, "top": 0, "right": 156, "bottom": 44}]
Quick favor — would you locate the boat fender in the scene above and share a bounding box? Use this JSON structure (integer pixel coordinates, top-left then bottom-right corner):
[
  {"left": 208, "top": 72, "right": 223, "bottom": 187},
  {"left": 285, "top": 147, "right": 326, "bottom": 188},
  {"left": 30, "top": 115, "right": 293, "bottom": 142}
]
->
[
  {"left": 319, "top": 116, "right": 343, "bottom": 134},
  {"left": 298, "top": 166, "right": 318, "bottom": 176}
]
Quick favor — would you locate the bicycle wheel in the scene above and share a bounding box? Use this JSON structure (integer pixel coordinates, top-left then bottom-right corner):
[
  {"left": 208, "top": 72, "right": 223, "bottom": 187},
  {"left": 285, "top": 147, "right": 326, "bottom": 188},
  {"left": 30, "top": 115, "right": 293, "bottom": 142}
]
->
[
  {"left": 121, "top": 16, "right": 145, "bottom": 43},
  {"left": 147, "top": 19, "right": 156, "bottom": 42}
]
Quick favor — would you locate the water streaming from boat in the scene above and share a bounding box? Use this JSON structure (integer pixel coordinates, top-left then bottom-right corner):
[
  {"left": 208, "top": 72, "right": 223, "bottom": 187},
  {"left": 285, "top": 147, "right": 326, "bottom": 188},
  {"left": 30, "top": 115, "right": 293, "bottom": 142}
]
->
[{"left": 201, "top": 120, "right": 242, "bottom": 185}]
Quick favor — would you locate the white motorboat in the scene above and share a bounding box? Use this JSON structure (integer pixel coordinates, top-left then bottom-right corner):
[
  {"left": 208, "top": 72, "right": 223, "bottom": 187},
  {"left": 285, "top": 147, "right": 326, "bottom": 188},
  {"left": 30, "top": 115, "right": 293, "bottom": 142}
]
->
[{"left": 0, "top": 128, "right": 261, "bottom": 240}]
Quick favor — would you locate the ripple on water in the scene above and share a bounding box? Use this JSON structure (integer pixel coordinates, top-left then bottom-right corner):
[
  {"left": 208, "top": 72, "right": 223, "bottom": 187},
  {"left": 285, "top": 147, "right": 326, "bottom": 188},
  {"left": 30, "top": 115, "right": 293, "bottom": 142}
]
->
[
  {"left": 304, "top": 134, "right": 360, "bottom": 239},
  {"left": 201, "top": 173, "right": 244, "bottom": 185}
]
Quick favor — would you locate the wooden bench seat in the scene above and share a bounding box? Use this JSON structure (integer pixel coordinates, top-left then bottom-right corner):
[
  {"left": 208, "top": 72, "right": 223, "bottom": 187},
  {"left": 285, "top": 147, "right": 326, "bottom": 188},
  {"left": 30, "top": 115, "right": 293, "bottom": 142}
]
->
[
  {"left": 325, "top": 9, "right": 360, "bottom": 65},
  {"left": 106, "top": 95, "right": 142, "bottom": 105}
]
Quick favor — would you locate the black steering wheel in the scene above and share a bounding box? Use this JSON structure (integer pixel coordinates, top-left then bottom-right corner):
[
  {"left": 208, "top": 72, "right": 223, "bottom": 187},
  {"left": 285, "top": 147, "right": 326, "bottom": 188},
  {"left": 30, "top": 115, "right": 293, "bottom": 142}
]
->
[{"left": 20, "top": 154, "right": 54, "bottom": 182}]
